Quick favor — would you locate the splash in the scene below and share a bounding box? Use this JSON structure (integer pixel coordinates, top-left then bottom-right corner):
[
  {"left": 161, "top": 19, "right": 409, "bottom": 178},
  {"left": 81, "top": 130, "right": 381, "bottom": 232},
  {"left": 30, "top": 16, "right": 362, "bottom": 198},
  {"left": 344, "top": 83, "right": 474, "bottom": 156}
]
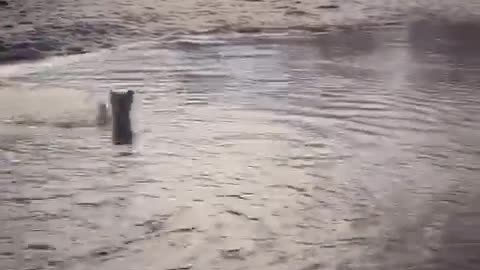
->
[{"left": 0, "top": 86, "right": 101, "bottom": 128}]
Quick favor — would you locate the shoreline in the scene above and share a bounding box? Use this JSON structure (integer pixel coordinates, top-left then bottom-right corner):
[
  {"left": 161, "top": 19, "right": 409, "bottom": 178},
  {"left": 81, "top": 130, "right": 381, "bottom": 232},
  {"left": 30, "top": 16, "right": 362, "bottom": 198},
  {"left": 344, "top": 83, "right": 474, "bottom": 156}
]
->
[
  {"left": 1, "top": 0, "right": 479, "bottom": 66},
  {"left": 0, "top": 21, "right": 406, "bottom": 67},
  {"left": 0, "top": 0, "right": 443, "bottom": 66}
]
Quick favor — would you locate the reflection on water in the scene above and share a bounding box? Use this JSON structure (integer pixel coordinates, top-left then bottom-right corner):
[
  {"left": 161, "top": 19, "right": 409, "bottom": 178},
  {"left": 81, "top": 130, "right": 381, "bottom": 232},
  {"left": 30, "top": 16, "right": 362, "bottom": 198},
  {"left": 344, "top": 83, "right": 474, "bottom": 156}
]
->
[{"left": 1, "top": 20, "right": 480, "bottom": 270}]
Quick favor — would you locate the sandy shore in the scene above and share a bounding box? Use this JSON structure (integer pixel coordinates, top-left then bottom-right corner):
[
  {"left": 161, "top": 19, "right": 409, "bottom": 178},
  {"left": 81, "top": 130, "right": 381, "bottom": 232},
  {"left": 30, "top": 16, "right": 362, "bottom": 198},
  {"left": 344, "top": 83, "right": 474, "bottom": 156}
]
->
[{"left": 1, "top": 0, "right": 479, "bottom": 63}]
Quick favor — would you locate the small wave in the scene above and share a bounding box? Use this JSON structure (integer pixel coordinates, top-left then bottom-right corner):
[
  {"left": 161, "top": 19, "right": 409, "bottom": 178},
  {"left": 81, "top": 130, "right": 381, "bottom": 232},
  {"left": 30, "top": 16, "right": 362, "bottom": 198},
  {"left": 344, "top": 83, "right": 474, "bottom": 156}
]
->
[
  {"left": 165, "top": 36, "right": 227, "bottom": 47},
  {"left": 0, "top": 49, "right": 110, "bottom": 78}
]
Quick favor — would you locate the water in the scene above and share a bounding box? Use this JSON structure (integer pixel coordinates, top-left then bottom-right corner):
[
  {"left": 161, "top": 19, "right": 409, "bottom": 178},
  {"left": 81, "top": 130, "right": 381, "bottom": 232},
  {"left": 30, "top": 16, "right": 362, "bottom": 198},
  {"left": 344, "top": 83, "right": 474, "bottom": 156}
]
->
[{"left": 1, "top": 4, "right": 480, "bottom": 270}]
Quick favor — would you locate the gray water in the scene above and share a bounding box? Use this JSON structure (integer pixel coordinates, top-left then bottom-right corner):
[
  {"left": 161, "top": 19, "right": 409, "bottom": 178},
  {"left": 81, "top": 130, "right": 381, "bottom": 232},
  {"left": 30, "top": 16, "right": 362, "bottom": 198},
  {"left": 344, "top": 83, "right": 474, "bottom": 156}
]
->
[{"left": 1, "top": 19, "right": 480, "bottom": 270}]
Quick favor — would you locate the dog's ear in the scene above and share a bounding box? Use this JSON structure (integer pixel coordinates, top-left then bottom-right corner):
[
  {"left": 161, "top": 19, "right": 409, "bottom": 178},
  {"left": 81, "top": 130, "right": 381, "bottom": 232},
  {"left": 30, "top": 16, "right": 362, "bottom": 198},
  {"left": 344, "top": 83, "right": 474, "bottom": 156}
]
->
[
  {"left": 127, "top": 90, "right": 134, "bottom": 103},
  {"left": 109, "top": 90, "right": 115, "bottom": 102}
]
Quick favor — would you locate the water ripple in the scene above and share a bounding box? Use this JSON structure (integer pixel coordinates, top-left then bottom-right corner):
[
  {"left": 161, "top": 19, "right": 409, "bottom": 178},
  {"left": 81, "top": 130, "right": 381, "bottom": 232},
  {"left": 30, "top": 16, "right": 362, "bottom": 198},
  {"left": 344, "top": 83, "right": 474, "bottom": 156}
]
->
[{"left": 1, "top": 20, "right": 480, "bottom": 270}]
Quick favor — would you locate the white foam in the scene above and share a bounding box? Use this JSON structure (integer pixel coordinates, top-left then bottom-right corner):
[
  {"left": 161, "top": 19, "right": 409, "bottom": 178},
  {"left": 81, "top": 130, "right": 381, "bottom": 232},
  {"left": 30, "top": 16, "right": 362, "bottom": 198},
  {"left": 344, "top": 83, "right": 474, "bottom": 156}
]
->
[{"left": 0, "top": 86, "right": 99, "bottom": 128}]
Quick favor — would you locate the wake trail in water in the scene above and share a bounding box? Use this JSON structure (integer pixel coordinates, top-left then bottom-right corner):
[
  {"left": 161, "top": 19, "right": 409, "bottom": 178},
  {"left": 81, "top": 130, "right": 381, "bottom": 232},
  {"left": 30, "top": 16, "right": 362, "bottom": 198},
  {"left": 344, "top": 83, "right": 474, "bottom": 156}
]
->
[{"left": 0, "top": 87, "right": 101, "bottom": 128}]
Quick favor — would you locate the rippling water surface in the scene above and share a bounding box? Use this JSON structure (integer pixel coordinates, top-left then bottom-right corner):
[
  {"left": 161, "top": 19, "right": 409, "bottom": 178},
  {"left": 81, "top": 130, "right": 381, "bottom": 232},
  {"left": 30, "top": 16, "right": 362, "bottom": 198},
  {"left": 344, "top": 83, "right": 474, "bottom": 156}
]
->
[{"left": 1, "top": 19, "right": 480, "bottom": 270}]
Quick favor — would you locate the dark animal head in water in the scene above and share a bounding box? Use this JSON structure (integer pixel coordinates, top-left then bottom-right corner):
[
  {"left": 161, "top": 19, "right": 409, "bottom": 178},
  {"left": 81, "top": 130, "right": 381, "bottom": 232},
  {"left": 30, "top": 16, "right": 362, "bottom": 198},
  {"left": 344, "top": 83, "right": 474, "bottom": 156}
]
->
[
  {"left": 110, "top": 90, "right": 133, "bottom": 114},
  {"left": 110, "top": 90, "right": 134, "bottom": 145}
]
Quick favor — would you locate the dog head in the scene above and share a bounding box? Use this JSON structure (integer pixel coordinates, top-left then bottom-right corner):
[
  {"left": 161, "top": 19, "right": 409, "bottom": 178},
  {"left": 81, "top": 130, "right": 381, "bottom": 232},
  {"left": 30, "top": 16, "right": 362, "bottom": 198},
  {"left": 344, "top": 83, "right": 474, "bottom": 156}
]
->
[{"left": 110, "top": 90, "right": 133, "bottom": 114}]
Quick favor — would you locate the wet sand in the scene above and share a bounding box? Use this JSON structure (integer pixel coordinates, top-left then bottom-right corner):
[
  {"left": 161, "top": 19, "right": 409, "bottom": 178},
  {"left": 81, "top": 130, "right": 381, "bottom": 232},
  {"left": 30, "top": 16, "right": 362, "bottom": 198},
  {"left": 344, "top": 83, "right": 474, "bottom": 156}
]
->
[{"left": 1, "top": 0, "right": 480, "bottom": 63}]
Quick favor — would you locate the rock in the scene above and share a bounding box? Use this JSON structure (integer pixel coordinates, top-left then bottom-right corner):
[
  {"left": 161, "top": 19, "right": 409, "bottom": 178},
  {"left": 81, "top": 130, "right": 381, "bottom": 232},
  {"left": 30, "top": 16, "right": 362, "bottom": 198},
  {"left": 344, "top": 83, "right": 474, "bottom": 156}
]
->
[
  {"left": 0, "top": 48, "right": 44, "bottom": 63},
  {"left": 33, "top": 40, "right": 60, "bottom": 51},
  {"left": 11, "top": 42, "right": 33, "bottom": 49},
  {"left": 0, "top": 1, "right": 8, "bottom": 7},
  {"left": 65, "top": 45, "right": 86, "bottom": 54},
  {"left": 29, "top": 35, "right": 63, "bottom": 51}
]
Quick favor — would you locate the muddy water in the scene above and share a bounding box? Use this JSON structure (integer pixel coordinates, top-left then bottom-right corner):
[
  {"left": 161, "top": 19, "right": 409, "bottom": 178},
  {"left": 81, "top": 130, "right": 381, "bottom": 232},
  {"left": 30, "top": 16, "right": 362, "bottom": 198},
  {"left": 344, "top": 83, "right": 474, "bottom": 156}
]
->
[{"left": 1, "top": 20, "right": 480, "bottom": 270}]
